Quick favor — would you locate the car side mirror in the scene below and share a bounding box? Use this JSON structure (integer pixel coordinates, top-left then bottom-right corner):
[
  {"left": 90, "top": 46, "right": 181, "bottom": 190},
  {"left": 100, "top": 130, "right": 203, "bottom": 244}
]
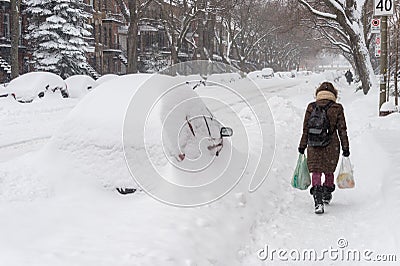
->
[{"left": 220, "top": 127, "right": 233, "bottom": 138}]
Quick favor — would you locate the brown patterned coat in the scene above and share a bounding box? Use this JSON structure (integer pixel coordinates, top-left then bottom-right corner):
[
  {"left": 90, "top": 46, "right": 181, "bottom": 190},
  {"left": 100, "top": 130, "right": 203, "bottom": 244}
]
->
[{"left": 299, "top": 99, "right": 349, "bottom": 173}]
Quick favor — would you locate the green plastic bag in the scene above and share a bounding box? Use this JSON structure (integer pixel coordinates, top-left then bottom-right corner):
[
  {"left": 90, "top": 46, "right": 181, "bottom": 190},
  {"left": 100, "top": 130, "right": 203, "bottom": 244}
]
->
[{"left": 291, "top": 154, "right": 311, "bottom": 190}]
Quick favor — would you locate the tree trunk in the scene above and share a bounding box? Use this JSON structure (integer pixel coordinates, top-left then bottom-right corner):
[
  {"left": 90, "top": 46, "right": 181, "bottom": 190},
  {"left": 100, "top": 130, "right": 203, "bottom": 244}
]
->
[
  {"left": 337, "top": 1, "right": 377, "bottom": 94},
  {"left": 395, "top": 23, "right": 399, "bottom": 107},
  {"left": 127, "top": 0, "right": 138, "bottom": 73},
  {"left": 10, "top": 0, "right": 20, "bottom": 79},
  {"left": 347, "top": 27, "right": 377, "bottom": 94},
  {"left": 208, "top": 5, "right": 216, "bottom": 61},
  {"left": 197, "top": 0, "right": 207, "bottom": 60}
]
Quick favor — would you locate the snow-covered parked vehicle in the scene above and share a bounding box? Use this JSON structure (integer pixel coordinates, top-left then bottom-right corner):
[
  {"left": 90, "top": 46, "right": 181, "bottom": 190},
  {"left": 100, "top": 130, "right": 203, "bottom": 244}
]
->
[
  {"left": 261, "top": 67, "right": 274, "bottom": 79},
  {"left": 158, "top": 78, "right": 234, "bottom": 162},
  {"left": 5, "top": 72, "right": 68, "bottom": 103},
  {"left": 0, "top": 83, "right": 8, "bottom": 98},
  {"left": 95, "top": 74, "right": 119, "bottom": 86},
  {"left": 65, "top": 75, "right": 97, "bottom": 98},
  {"left": 247, "top": 70, "right": 263, "bottom": 80}
]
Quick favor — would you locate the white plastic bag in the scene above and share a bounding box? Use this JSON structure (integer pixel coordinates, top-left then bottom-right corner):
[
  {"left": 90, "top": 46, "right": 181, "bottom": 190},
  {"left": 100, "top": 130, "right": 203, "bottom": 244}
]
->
[{"left": 336, "top": 157, "right": 355, "bottom": 189}]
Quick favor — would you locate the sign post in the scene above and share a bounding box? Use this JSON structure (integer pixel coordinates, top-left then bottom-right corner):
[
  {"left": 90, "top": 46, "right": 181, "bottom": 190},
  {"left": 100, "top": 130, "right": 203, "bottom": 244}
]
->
[
  {"left": 375, "top": 36, "right": 381, "bottom": 57},
  {"left": 374, "top": 0, "right": 394, "bottom": 115}
]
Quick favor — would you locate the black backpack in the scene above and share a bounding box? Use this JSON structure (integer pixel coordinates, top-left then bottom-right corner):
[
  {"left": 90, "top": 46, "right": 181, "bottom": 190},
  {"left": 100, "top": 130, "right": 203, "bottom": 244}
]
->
[{"left": 307, "top": 101, "right": 334, "bottom": 147}]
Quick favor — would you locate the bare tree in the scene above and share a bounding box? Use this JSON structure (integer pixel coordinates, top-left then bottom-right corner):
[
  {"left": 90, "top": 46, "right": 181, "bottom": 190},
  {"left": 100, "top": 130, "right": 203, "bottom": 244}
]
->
[
  {"left": 10, "top": 0, "right": 21, "bottom": 79},
  {"left": 116, "top": 0, "right": 153, "bottom": 73},
  {"left": 298, "top": 0, "right": 377, "bottom": 94},
  {"left": 228, "top": 0, "right": 280, "bottom": 71},
  {"left": 157, "top": 0, "right": 203, "bottom": 64}
]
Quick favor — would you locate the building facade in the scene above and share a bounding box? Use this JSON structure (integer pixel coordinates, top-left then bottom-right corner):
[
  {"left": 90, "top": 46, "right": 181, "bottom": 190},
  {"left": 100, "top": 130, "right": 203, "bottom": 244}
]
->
[
  {"left": 0, "top": 0, "right": 204, "bottom": 82},
  {"left": 0, "top": 0, "right": 29, "bottom": 82}
]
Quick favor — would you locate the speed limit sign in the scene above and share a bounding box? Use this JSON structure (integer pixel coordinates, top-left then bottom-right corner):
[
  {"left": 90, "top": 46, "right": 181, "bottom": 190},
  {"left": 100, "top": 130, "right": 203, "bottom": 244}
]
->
[{"left": 374, "top": 0, "right": 394, "bottom": 16}]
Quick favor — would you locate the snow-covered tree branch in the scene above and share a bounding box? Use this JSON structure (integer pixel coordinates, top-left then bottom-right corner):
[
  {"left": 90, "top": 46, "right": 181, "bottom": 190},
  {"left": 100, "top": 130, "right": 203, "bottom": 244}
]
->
[{"left": 298, "top": 0, "right": 377, "bottom": 94}]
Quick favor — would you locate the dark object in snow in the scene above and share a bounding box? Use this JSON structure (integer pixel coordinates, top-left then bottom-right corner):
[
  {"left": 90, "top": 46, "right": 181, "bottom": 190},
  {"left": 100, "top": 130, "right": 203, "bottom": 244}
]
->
[
  {"left": 345, "top": 70, "right": 353, "bottom": 85},
  {"left": 322, "top": 184, "right": 335, "bottom": 204},
  {"left": 188, "top": 80, "right": 206, "bottom": 90},
  {"left": 178, "top": 153, "right": 185, "bottom": 161},
  {"left": 307, "top": 101, "right": 334, "bottom": 147},
  {"left": 310, "top": 185, "right": 324, "bottom": 214},
  {"left": 116, "top": 188, "right": 137, "bottom": 195}
]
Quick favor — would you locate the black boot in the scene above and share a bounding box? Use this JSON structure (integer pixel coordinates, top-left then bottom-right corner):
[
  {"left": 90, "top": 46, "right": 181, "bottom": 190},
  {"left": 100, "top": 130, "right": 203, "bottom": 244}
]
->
[
  {"left": 310, "top": 186, "right": 324, "bottom": 214},
  {"left": 322, "top": 184, "right": 335, "bottom": 204}
]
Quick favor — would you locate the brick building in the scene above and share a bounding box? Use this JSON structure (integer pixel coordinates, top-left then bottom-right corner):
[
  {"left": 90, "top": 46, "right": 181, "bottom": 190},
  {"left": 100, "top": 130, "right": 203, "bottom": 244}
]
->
[
  {"left": 0, "top": 0, "right": 29, "bottom": 83},
  {"left": 0, "top": 0, "right": 193, "bottom": 82}
]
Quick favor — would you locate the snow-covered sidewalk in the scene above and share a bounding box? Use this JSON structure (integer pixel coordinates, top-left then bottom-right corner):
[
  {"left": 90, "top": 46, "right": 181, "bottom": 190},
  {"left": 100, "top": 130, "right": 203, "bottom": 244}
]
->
[{"left": 242, "top": 77, "right": 399, "bottom": 265}]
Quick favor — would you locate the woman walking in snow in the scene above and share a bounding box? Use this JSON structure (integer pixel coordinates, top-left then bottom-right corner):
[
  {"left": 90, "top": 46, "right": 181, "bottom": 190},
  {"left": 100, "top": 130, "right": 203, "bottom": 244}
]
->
[{"left": 298, "top": 82, "right": 350, "bottom": 214}]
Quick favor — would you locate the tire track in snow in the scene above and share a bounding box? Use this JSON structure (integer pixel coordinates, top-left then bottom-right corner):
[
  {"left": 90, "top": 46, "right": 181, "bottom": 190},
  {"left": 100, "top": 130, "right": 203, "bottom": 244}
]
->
[{"left": 0, "top": 136, "right": 51, "bottom": 162}]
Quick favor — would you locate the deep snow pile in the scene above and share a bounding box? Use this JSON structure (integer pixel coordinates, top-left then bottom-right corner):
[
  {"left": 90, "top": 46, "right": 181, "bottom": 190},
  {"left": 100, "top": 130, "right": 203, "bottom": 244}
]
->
[
  {"left": 0, "top": 72, "right": 275, "bottom": 265},
  {"left": 47, "top": 74, "right": 153, "bottom": 189},
  {"left": 65, "top": 75, "right": 97, "bottom": 98},
  {"left": 4, "top": 72, "right": 67, "bottom": 101},
  {"left": 0, "top": 71, "right": 399, "bottom": 265},
  {"left": 0, "top": 95, "right": 78, "bottom": 163}
]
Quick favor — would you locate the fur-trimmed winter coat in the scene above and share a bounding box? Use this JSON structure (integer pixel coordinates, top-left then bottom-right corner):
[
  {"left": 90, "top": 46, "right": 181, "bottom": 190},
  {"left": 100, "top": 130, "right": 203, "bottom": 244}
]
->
[{"left": 299, "top": 99, "right": 350, "bottom": 173}]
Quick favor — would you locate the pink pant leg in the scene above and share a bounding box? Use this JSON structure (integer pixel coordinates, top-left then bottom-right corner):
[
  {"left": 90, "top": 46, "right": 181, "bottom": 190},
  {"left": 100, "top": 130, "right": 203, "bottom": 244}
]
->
[
  {"left": 312, "top": 172, "right": 322, "bottom": 187},
  {"left": 324, "top": 173, "right": 334, "bottom": 187}
]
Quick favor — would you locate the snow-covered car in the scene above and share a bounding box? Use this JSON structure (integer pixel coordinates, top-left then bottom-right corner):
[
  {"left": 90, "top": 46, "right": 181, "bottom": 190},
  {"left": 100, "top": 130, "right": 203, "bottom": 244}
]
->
[
  {"left": 5, "top": 72, "right": 67, "bottom": 103},
  {"left": 65, "top": 75, "right": 97, "bottom": 98},
  {"left": 261, "top": 68, "right": 274, "bottom": 79},
  {"left": 247, "top": 70, "right": 262, "bottom": 80},
  {"left": 95, "top": 74, "right": 119, "bottom": 86},
  {"left": 0, "top": 83, "right": 8, "bottom": 98},
  {"left": 176, "top": 114, "right": 233, "bottom": 161},
  {"left": 159, "top": 78, "right": 234, "bottom": 162}
]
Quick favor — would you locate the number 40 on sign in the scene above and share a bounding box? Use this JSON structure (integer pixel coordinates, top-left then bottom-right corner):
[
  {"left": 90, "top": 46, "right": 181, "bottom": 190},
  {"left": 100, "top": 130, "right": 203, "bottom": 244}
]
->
[{"left": 374, "top": 0, "right": 395, "bottom": 16}]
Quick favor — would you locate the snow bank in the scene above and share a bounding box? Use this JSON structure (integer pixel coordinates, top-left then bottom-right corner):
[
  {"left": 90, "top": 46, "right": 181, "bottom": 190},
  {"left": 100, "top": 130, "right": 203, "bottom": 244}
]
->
[
  {"left": 380, "top": 100, "right": 398, "bottom": 112},
  {"left": 0, "top": 72, "right": 276, "bottom": 265},
  {"left": 45, "top": 74, "right": 153, "bottom": 189},
  {"left": 0, "top": 95, "right": 79, "bottom": 200},
  {"left": 208, "top": 72, "right": 243, "bottom": 84}
]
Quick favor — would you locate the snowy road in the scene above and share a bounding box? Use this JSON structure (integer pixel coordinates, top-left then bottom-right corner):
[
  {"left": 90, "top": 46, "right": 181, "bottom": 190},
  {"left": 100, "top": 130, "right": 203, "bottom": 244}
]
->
[{"left": 0, "top": 73, "right": 399, "bottom": 265}]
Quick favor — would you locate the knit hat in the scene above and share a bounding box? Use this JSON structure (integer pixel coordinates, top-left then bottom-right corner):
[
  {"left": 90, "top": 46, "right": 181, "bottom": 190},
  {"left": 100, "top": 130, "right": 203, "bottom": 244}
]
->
[{"left": 316, "top": 82, "right": 338, "bottom": 98}]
